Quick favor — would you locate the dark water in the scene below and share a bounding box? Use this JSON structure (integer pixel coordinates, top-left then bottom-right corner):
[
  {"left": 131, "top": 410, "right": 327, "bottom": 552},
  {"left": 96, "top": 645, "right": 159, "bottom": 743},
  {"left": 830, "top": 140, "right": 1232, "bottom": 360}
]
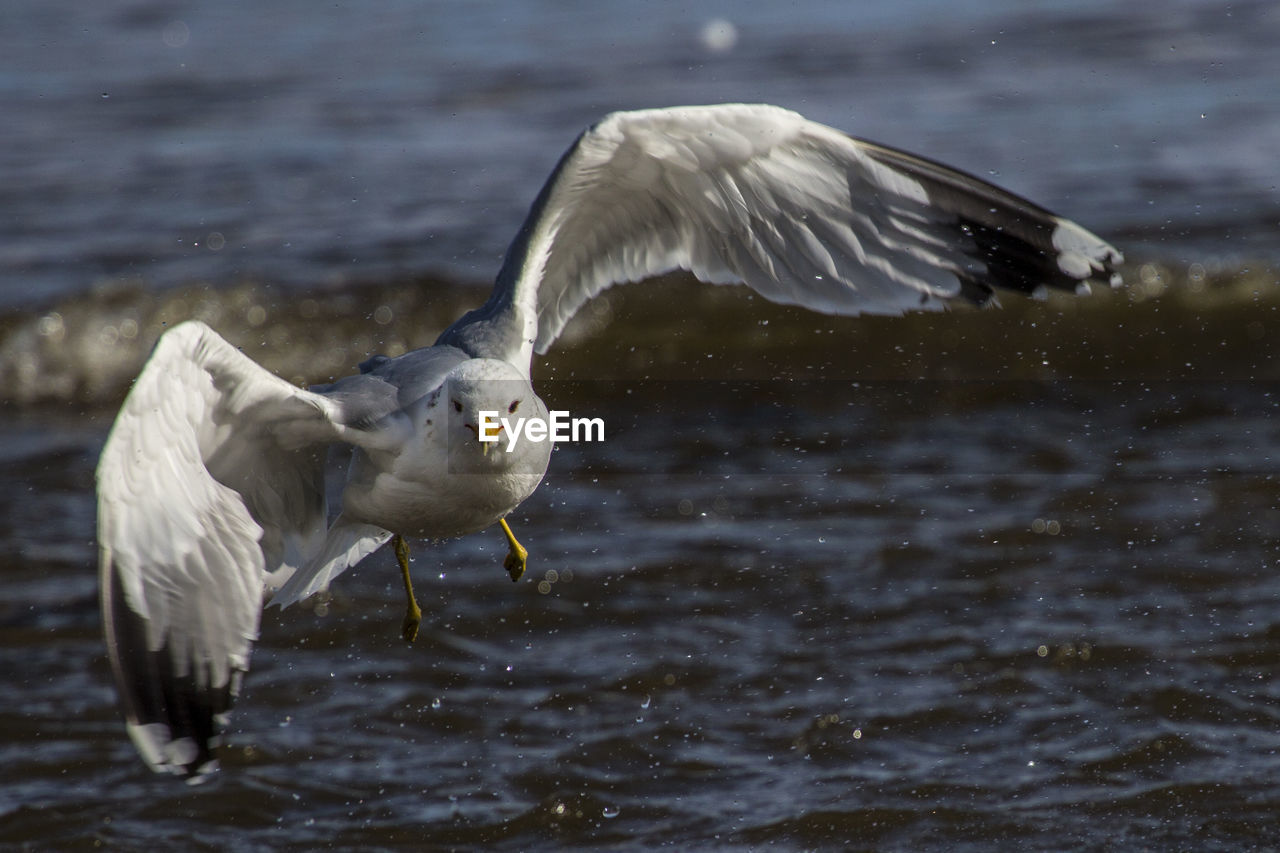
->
[
  {"left": 4, "top": 0, "right": 1280, "bottom": 850},
  {"left": 4, "top": 0, "right": 1279, "bottom": 311}
]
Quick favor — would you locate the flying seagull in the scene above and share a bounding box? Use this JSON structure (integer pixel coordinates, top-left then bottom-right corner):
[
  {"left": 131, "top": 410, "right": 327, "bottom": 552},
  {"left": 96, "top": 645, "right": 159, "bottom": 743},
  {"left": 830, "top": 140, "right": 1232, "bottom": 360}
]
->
[{"left": 97, "top": 103, "right": 1123, "bottom": 778}]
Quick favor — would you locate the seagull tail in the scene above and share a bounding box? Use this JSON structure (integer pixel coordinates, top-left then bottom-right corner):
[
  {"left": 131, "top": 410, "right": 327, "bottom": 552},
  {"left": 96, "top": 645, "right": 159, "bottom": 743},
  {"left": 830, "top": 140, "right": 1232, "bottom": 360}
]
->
[{"left": 268, "top": 516, "right": 392, "bottom": 609}]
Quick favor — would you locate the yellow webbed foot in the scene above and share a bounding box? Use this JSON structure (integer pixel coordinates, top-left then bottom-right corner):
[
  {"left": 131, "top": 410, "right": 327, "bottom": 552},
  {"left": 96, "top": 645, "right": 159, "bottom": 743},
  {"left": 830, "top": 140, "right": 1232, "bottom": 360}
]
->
[
  {"left": 401, "top": 601, "right": 422, "bottom": 643},
  {"left": 499, "top": 518, "right": 528, "bottom": 582}
]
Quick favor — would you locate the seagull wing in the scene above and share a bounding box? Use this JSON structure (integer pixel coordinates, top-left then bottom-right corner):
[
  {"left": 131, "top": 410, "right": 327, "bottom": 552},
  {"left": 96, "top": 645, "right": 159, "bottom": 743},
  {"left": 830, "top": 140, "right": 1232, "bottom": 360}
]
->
[
  {"left": 439, "top": 103, "right": 1122, "bottom": 365},
  {"left": 97, "top": 320, "right": 374, "bottom": 777}
]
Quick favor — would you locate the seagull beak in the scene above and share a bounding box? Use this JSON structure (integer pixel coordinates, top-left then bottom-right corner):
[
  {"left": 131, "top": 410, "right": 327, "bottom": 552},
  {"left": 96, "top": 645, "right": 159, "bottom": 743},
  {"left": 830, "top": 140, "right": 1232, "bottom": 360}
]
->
[{"left": 469, "top": 422, "right": 503, "bottom": 455}]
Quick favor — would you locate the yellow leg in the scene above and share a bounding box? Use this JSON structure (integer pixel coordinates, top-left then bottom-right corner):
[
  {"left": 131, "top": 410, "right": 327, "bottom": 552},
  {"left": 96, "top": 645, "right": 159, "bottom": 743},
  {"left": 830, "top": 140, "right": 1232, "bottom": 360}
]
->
[
  {"left": 499, "top": 518, "right": 528, "bottom": 583},
  {"left": 393, "top": 534, "right": 422, "bottom": 642}
]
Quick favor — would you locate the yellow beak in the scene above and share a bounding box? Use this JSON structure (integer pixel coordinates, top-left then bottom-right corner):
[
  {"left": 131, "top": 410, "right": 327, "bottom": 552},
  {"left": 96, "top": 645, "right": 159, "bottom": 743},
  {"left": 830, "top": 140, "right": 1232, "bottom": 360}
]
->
[{"left": 478, "top": 423, "right": 503, "bottom": 455}]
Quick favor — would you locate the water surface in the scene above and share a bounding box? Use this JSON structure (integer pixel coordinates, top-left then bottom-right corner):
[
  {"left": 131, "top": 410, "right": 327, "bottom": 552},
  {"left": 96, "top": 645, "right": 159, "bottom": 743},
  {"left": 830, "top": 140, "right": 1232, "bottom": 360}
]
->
[{"left": 3, "top": 1, "right": 1280, "bottom": 849}]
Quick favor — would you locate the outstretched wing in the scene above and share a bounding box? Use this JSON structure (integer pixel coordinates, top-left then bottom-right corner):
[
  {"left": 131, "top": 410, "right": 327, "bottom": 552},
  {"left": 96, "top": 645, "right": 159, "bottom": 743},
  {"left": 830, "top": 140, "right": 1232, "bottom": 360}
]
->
[
  {"left": 439, "top": 104, "right": 1122, "bottom": 367},
  {"left": 97, "top": 320, "right": 356, "bottom": 777}
]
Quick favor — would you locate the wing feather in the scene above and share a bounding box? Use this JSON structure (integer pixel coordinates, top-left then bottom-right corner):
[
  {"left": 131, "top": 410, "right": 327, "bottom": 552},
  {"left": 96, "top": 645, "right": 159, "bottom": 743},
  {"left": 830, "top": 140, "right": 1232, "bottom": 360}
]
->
[
  {"left": 97, "top": 320, "right": 348, "bottom": 776},
  {"left": 462, "top": 104, "right": 1121, "bottom": 364}
]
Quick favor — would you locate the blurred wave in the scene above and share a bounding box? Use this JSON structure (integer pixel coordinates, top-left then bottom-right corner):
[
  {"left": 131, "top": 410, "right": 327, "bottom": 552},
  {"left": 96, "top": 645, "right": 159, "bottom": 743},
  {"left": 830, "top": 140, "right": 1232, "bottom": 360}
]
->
[{"left": 3, "top": 258, "right": 1277, "bottom": 408}]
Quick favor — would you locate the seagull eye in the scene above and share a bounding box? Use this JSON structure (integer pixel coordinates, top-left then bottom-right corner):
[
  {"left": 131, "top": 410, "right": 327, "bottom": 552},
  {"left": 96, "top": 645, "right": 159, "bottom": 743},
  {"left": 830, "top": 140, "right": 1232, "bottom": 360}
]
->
[
  {"left": 508, "top": 400, "right": 520, "bottom": 414},
  {"left": 452, "top": 399, "right": 463, "bottom": 413}
]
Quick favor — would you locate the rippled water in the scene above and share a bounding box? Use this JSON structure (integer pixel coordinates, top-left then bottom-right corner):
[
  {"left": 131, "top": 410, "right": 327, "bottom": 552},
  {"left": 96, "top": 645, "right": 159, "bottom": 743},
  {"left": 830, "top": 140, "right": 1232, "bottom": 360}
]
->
[
  {"left": 9, "top": 287, "right": 1280, "bottom": 850},
  {"left": 4, "top": 0, "right": 1280, "bottom": 850},
  {"left": 4, "top": 0, "right": 1279, "bottom": 310}
]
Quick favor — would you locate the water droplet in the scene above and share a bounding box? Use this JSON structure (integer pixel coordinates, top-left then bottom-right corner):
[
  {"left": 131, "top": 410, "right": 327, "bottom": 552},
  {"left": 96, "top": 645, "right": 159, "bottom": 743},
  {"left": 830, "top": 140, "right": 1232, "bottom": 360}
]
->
[
  {"left": 162, "top": 21, "right": 190, "bottom": 48},
  {"left": 431, "top": 697, "right": 441, "bottom": 709},
  {"left": 699, "top": 18, "right": 738, "bottom": 53},
  {"left": 640, "top": 694, "right": 651, "bottom": 710},
  {"left": 602, "top": 806, "right": 620, "bottom": 819},
  {"left": 37, "top": 312, "right": 65, "bottom": 341}
]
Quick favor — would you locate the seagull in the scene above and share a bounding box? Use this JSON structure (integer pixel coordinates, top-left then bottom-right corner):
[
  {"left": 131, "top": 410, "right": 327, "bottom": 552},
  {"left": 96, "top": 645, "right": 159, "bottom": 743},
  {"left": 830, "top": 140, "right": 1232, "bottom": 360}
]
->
[{"left": 97, "top": 103, "right": 1123, "bottom": 778}]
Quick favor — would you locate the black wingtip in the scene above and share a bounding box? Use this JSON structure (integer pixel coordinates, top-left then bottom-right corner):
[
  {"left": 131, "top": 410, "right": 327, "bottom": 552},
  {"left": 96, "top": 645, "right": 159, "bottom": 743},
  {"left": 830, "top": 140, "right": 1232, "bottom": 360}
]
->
[
  {"left": 854, "top": 136, "right": 1124, "bottom": 305},
  {"left": 103, "top": 564, "right": 236, "bottom": 778},
  {"left": 953, "top": 215, "right": 1122, "bottom": 303}
]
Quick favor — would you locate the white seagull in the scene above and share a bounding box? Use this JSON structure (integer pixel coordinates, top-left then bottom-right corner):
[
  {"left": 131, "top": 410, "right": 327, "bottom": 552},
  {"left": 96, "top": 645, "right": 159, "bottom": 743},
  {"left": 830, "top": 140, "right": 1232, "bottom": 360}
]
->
[{"left": 97, "top": 104, "right": 1123, "bottom": 778}]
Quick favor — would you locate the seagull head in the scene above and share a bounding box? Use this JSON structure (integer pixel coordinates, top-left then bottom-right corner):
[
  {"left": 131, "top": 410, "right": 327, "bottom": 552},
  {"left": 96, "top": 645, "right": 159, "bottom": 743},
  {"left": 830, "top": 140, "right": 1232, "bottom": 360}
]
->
[{"left": 439, "top": 359, "right": 549, "bottom": 473}]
